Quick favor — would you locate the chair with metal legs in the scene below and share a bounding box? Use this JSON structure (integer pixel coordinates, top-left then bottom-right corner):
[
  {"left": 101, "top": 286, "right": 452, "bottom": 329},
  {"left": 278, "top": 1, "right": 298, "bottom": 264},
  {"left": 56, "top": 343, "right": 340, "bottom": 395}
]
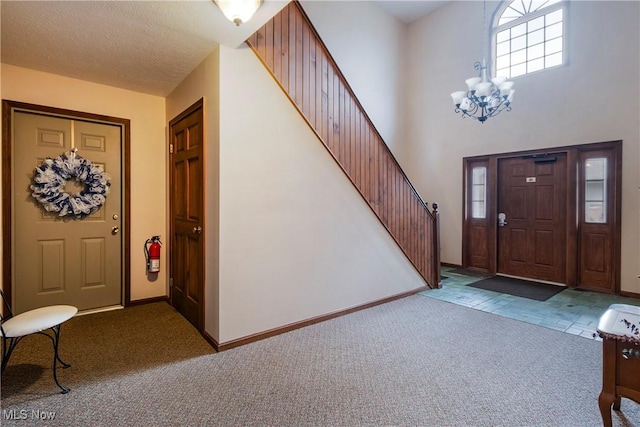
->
[{"left": 0, "top": 290, "right": 77, "bottom": 393}]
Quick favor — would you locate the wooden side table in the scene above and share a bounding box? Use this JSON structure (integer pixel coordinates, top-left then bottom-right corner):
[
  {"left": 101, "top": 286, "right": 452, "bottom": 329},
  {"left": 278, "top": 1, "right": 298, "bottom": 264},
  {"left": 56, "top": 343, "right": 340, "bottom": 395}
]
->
[{"left": 597, "top": 304, "right": 640, "bottom": 427}]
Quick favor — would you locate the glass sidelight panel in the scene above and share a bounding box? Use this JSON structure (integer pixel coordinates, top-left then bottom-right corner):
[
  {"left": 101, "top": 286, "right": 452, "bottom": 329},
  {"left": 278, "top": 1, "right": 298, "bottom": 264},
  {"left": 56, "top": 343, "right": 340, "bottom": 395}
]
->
[
  {"left": 585, "top": 157, "right": 607, "bottom": 223},
  {"left": 472, "top": 167, "right": 487, "bottom": 219}
]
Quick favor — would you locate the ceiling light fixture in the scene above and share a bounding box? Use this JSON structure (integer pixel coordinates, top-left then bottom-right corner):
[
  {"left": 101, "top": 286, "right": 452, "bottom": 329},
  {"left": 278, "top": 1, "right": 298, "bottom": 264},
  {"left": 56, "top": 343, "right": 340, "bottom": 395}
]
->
[
  {"left": 450, "top": 1, "right": 515, "bottom": 123},
  {"left": 214, "top": 0, "right": 263, "bottom": 26}
]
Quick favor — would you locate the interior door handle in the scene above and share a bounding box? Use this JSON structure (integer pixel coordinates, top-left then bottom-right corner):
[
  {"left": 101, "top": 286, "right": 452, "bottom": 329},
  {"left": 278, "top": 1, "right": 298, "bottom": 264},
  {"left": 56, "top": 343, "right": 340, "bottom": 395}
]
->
[{"left": 193, "top": 226, "right": 202, "bottom": 235}]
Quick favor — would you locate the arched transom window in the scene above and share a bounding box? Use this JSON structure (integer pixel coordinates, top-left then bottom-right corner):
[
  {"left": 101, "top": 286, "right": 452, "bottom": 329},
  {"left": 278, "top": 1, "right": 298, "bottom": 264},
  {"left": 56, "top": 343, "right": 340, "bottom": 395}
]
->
[{"left": 494, "top": 0, "right": 565, "bottom": 78}]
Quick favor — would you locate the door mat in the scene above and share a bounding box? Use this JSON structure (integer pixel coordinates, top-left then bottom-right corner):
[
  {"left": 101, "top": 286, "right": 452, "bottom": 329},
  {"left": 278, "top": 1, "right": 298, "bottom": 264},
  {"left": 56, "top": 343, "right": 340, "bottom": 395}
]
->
[{"left": 467, "top": 275, "right": 565, "bottom": 301}]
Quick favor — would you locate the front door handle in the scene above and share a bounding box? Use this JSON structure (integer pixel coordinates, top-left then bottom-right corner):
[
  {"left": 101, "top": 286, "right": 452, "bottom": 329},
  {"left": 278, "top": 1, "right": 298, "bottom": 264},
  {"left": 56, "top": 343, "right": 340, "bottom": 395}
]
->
[{"left": 498, "top": 213, "right": 507, "bottom": 227}]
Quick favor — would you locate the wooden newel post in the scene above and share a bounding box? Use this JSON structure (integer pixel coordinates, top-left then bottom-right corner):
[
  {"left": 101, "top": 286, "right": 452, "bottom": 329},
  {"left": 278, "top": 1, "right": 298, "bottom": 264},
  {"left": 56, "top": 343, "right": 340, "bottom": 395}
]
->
[{"left": 432, "top": 202, "right": 441, "bottom": 288}]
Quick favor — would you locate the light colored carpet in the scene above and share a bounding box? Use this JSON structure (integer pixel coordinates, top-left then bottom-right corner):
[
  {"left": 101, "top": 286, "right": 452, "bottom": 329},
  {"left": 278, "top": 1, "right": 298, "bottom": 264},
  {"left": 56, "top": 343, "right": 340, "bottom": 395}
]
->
[{"left": 1, "top": 296, "right": 639, "bottom": 426}]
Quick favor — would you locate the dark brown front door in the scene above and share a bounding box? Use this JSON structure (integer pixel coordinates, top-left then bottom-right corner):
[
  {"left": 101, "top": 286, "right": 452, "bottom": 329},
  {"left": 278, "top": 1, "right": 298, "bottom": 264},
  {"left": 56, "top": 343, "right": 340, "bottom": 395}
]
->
[
  {"left": 497, "top": 154, "right": 567, "bottom": 283},
  {"left": 169, "top": 99, "right": 204, "bottom": 331}
]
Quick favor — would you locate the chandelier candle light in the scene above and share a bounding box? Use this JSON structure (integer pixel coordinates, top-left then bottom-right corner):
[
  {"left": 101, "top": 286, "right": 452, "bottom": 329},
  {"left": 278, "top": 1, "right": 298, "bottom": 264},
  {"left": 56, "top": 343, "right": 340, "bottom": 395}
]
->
[{"left": 450, "top": 0, "right": 515, "bottom": 123}]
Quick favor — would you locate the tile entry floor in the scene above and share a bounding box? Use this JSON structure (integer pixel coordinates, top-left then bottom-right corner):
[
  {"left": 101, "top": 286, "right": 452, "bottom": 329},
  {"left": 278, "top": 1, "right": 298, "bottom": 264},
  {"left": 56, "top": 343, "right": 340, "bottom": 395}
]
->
[{"left": 419, "top": 265, "right": 640, "bottom": 341}]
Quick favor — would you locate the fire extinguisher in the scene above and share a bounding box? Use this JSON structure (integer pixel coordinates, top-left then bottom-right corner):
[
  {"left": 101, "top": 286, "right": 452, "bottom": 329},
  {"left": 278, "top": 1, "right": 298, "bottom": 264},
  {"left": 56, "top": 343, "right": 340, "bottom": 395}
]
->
[{"left": 144, "top": 236, "right": 162, "bottom": 274}]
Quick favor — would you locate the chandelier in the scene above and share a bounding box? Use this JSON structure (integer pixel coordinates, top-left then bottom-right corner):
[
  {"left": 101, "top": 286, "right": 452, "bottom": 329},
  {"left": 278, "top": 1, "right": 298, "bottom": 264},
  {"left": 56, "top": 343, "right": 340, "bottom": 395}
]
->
[
  {"left": 450, "top": 1, "right": 515, "bottom": 123},
  {"left": 450, "top": 61, "right": 515, "bottom": 123}
]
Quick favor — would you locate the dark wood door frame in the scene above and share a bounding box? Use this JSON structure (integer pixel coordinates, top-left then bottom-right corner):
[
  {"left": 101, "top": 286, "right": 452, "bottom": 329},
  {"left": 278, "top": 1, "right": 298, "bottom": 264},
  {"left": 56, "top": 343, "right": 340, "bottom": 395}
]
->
[
  {"left": 462, "top": 140, "right": 622, "bottom": 293},
  {"left": 2, "top": 100, "right": 132, "bottom": 309}
]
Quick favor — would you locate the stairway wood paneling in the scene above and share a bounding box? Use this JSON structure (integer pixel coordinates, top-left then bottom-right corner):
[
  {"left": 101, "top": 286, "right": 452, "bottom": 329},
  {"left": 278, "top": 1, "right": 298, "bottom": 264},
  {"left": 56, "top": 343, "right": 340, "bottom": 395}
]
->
[{"left": 246, "top": 1, "right": 440, "bottom": 288}]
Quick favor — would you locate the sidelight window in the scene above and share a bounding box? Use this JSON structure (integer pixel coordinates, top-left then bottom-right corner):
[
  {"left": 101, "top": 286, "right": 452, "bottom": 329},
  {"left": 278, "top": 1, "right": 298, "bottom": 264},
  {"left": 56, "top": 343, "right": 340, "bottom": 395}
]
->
[
  {"left": 472, "top": 167, "right": 487, "bottom": 219},
  {"left": 585, "top": 157, "right": 607, "bottom": 223}
]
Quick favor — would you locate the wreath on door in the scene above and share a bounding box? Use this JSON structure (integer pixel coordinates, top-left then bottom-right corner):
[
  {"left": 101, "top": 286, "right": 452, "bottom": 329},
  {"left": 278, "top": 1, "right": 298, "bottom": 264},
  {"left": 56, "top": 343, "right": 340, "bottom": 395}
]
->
[{"left": 30, "top": 149, "right": 111, "bottom": 218}]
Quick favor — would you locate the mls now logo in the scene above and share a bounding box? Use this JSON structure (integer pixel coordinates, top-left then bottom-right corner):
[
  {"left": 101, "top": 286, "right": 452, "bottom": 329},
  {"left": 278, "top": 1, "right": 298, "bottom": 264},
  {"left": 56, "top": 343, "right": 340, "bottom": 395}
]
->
[{"left": 2, "top": 409, "right": 56, "bottom": 420}]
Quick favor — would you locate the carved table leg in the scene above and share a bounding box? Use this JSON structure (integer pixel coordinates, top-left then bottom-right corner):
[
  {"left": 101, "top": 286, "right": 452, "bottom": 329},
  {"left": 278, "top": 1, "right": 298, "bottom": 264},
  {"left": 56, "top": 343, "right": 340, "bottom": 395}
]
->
[{"left": 598, "top": 392, "right": 614, "bottom": 427}]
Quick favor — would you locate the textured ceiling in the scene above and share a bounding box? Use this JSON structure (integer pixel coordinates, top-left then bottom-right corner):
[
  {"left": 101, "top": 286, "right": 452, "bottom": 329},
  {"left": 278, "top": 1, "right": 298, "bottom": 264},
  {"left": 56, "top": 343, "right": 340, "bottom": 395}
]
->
[
  {"left": 1, "top": 0, "right": 288, "bottom": 96},
  {"left": 1, "top": 1, "right": 445, "bottom": 97}
]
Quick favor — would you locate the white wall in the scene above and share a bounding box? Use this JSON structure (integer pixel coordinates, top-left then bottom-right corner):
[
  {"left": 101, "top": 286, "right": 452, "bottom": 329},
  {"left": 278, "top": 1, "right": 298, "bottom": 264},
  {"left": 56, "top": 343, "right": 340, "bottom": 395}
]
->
[
  {"left": 1, "top": 64, "right": 167, "bottom": 302},
  {"left": 164, "top": 43, "right": 426, "bottom": 345},
  {"left": 404, "top": 1, "right": 640, "bottom": 292},
  {"left": 166, "top": 48, "right": 221, "bottom": 340},
  {"left": 217, "top": 44, "right": 425, "bottom": 343},
  {"left": 299, "top": 0, "right": 408, "bottom": 158}
]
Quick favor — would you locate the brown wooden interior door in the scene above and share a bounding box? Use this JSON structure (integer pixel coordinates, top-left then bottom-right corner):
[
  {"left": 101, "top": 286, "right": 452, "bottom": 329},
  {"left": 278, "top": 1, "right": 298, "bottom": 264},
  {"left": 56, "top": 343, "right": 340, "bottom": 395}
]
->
[
  {"left": 497, "top": 155, "right": 567, "bottom": 283},
  {"left": 169, "top": 100, "right": 204, "bottom": 331}
]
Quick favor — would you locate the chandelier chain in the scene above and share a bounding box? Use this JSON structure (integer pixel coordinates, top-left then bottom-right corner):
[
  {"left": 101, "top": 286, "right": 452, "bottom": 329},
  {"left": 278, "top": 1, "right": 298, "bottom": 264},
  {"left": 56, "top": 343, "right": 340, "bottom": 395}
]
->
[{"left": 482, "top": 0, "right": 487, "bottom": 63}]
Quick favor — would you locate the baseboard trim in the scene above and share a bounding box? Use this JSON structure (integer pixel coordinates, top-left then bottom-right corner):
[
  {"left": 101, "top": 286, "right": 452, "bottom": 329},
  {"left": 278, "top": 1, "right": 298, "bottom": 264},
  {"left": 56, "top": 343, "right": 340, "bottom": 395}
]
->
[
  {"left": 201, "top": 330, "right": 220, "bottom": 352},
  {"left": 441, "top": 262, "right": 461, "bottom": 269},
  {"left": 620, "top": 290, "right": 640, "bottom": 300},
  {"left": 216, "top": 286, "right": 429, "bottom": 352},
  {"left": 126, "top": 295, "right": 168, "bottom": 307}
]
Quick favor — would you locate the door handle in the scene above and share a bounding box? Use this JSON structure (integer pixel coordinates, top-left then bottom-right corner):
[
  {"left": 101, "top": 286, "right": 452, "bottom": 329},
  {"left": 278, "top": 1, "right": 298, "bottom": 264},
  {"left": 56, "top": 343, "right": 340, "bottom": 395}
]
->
[
  {"left": 193, "top": 226, "right": 202, "bottom": 235},
  {"left": 111, "top": 226, "right": 119, "bottom": 235},
  {"left": 498, "top": 213, "right": 507, "bottom": 227}
]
